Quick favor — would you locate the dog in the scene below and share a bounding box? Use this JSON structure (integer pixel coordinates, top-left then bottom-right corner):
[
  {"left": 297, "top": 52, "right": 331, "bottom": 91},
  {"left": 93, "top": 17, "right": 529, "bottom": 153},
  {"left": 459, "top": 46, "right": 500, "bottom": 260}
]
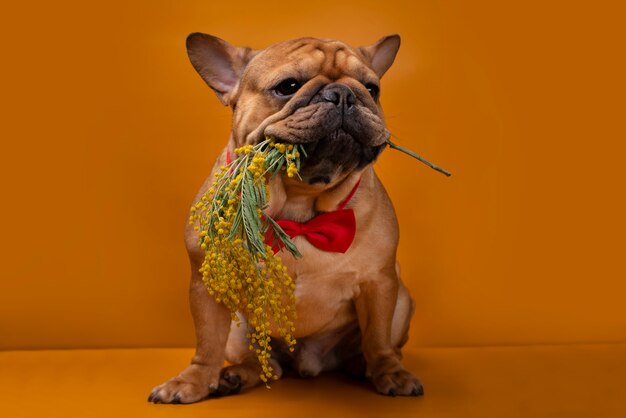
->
[{"left": 149, "top": 33, "right": 423, "bottom": 403}]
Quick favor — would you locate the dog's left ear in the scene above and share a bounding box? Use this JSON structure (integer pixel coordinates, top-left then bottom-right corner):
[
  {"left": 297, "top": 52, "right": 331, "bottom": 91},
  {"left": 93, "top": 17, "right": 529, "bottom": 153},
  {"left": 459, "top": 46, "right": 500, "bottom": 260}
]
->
[
  {"left": 360, "top": 34, "right": 401, "bottom": 78},
  {"left": 186, "top": 33, "right": 258, "bottom": 106}
]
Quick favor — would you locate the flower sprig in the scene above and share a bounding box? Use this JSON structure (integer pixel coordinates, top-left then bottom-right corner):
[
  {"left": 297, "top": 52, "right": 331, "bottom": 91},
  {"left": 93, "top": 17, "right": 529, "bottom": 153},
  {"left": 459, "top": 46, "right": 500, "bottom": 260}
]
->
[
  {"left": 386, "top": 137, "right": 452, "bottom": 176},
  {"left": 189, "top": 137, "right": 305, "bottom": 384}
]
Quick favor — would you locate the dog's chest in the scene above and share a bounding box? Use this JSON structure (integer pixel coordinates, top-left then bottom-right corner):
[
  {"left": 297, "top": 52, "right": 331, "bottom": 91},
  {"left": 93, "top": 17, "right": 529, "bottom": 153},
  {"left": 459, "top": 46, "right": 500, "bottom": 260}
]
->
[{"left": 280, "top": 238, "right": 362, "bottom": 337}]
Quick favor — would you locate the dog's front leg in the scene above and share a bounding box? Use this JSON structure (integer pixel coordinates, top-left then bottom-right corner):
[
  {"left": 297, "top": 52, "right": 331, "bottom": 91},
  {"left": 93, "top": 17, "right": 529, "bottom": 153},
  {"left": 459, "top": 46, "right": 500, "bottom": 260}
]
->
[
  {"left": 149, "top": 260, "right": 231, "bottom": 404},
  {"left": 355, "top": 269, "right": 423, "bottom": 396}
]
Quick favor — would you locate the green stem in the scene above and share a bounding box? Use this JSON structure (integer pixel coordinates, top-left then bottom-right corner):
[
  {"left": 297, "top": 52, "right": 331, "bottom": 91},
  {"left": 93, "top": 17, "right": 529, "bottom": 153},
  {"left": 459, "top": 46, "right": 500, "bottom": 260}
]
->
[{"left": 386, "top": 139, "right": 452, "bottom": 177}]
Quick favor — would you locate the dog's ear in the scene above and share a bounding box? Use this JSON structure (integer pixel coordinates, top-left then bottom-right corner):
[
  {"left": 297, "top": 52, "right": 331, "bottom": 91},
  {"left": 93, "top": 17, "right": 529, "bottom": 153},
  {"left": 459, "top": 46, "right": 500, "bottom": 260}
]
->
[
  {"left": 186, "top": 33, "right": 258, "bottom": 105},
  {"left": 359, "top": 34, "right": 401, "bottom": 78}
]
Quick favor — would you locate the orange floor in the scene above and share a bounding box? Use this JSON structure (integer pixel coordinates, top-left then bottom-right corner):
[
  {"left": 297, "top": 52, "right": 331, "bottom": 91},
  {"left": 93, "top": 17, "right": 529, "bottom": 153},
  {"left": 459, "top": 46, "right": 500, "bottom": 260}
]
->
[{"left": 1, "top": 344, "right": 624, "bottom": 418}]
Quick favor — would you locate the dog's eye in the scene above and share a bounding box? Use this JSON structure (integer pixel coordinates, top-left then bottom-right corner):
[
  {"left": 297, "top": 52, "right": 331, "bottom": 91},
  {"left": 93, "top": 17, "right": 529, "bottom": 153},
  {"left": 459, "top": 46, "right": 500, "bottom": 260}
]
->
[
  {"left": 365, "top": 83, "right": 380, "bottom": 101},
  {"left": 274, "top": 78, "right": 302, "bottom": 96}
]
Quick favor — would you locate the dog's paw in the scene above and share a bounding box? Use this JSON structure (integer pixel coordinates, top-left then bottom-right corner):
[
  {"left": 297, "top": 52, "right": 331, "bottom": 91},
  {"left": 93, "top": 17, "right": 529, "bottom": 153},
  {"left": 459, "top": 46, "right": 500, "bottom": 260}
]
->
[
  {"left": 372, "top": 369, "right": 424, "bottom": 397},
  {"left": 214, "top": 367, "right": 244, "bottom": 397},
  {"left": 214, "top": 360, "right": 283, "bottom": 397},
  {"left": 148, "top": 378, "right": 207, "bottom": 404},
  {"left": 148, "top": 364, "right": 216, "bottom": 404}
]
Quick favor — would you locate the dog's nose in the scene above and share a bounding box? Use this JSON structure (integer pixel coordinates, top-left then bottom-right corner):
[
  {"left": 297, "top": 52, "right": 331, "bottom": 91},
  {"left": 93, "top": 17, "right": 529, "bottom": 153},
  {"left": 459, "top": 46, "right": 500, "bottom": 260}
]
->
[{"left": 322, "top": 84, "right": 356, "bottom": 110}]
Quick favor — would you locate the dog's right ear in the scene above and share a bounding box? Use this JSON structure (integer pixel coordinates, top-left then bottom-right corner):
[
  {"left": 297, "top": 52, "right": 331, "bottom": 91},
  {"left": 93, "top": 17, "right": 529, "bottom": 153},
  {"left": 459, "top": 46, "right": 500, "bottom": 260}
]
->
[{"left": 186, "top": 33, "right": 258, "bottom": 106}]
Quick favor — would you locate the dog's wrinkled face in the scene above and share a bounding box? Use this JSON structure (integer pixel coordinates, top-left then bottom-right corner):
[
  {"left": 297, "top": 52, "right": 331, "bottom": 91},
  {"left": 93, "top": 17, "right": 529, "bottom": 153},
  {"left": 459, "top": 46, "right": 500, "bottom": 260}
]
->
[{"left": 187, "top": 34, "right": 400, "bottom": 187}]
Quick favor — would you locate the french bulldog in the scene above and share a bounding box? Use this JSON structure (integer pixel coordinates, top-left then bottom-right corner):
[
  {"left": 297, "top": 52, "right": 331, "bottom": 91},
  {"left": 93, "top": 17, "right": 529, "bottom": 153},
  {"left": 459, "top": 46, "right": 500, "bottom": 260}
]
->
[{"left": 149, "top": 33, "right": 423, "bottom": 403}]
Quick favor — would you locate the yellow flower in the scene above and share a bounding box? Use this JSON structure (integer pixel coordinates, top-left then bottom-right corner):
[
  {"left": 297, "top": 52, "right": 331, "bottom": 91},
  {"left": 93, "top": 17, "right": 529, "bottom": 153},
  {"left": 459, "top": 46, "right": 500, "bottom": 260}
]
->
[
  {"left": 286, "top": 163, "right": 298, "bottom": 178},
  {"left": 189, "top": 139, "right": 302, "bottom": 384}
]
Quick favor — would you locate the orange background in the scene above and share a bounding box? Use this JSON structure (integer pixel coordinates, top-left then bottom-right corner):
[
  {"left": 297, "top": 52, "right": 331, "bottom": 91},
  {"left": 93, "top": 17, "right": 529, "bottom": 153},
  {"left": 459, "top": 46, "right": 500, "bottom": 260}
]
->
[{"left": 1, "top": 0, "right": 625, "bottom": 350}]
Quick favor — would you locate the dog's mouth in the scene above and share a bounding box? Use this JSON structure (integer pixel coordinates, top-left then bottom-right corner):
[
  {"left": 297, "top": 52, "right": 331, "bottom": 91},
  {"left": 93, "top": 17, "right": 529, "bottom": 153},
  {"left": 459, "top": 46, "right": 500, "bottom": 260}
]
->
[
  {"left": 266, "top": 131, "right": 386, "bottom": 185},
  {"left": 282, "top": 129, "right": 385, "bottom": 185},
  {"left": 263, "top": 114, "right": 387, "bottom": 185}
]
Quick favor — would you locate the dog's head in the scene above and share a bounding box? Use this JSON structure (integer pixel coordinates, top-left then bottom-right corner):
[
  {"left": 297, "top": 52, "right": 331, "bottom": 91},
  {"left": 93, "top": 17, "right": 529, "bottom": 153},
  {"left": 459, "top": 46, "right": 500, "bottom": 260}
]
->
[{"left": 187, "top": 34, "right": 400, "bottom": 189}]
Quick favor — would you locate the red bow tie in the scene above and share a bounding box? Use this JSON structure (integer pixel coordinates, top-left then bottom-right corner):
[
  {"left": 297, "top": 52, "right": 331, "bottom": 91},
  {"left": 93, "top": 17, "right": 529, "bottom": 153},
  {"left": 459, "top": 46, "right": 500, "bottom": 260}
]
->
[
  {"left": 266, "top": 208, "right": 356, "bottom": 254},
  {"left": 265, "top": 179, "right": 361, "bottom": 254}
]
